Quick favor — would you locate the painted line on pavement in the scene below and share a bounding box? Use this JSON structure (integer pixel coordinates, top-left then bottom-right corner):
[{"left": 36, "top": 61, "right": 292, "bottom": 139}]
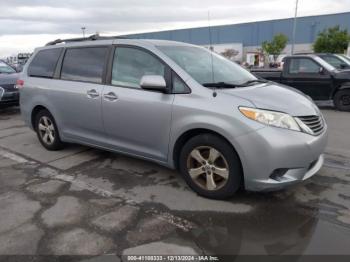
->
[{"left": 0, "top": 149, "right": 29, "bottom": 164}]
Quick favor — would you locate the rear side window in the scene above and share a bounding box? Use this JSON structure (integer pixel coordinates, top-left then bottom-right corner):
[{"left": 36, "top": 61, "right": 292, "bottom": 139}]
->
[
  {"left": 61, "top": 47, "right": 108, "bottom": 84},
  {"left": 28, "top": 48, "right": 62, "bottom": 78}
]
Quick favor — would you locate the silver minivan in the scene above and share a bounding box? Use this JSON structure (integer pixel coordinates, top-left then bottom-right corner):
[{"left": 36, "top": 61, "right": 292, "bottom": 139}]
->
[{"left": 19, "top": 36, "right": 328, "bottom": 199}]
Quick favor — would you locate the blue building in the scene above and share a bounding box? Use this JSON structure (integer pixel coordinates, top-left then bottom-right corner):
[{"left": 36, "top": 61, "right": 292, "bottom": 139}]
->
[{"left": 125, "top": 12, "right": 350, "bottom": 62}]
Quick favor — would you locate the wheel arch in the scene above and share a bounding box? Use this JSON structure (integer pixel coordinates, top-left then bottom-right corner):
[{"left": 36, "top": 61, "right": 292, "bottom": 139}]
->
[
  {"left": 172, "top": 128, "right": 243, "bottom": 171},
  {"left": 339, "top": 82, "right": 350, "bottom": 90},
  {"left": 31, "top": 105, "right": 50, "bottom": 130}
]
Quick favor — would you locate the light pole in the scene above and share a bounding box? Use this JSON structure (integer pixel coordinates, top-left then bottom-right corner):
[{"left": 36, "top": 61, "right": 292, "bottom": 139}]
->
[
  {"left": 81, "top": 27, "right": 86, "bottom": 38},
  {"left": 291, "top": 0, "right": 299, "bottom": 55}
]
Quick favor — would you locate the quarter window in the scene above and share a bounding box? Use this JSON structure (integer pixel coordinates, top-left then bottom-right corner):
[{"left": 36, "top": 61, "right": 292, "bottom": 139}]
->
[
  {"left": 173, "top": 74, "right": 190, "bottom": 94},
  {"left": 61, "top": 47, "right": 108, "bottom": 83},
  {"left": 112, "top": 47, "right": 165, "bottom": 88},
  {"left": 28, "top": 48, "right": 62, "bottom": 78},
  {"left": 289, "top": 58, "right": 320, "bottom": 74}
]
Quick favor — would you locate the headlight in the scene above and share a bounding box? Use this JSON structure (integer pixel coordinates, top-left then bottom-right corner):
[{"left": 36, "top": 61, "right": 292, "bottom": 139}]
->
[{"left": 239, "top": 107, "right": 301, "bottom": 131}]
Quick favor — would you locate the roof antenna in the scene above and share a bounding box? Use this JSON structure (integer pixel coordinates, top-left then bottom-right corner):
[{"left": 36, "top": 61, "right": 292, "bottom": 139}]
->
[{"left": 207, "top": 11, "right": 217, "bottom": 98}]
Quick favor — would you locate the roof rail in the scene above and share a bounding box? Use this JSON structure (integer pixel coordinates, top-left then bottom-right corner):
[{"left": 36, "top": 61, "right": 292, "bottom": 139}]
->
[
  {"left": 45, "top": 34, "right": 127, "bottom": 46},
  {"left": 294, "top": 52, "right": 313, "bottom": 55}
]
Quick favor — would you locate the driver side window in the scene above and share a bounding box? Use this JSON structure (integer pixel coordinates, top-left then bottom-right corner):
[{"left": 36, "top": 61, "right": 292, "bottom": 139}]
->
[
  {"left": 112, "top": 47, "right": 165, "bottom": 88},
  {"left": 289, "top": 58, "right": 320, "bottom": 74}
]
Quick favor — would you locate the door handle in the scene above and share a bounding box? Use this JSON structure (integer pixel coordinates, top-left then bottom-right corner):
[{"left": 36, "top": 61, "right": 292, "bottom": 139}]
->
[
  {"left": 87, "top": 89, "right": 99, "bottom": 99},
  {"left": 103, "top": 92, "right": 118, "bottom": 101}
]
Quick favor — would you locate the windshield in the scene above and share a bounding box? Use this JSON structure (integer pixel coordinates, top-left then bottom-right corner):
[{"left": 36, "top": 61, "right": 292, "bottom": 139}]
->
[
  {"left": 0, "top": 61, "right": 16, "bottom": 74},
  {"left": 157, "top": 45, "right": 257, "bottom": 86},
  {"left": 313, "top": 56, "right": 336, "bottom": 71},
  {"left": 338, "top": 54, "right": 350, "bottom": 64}
]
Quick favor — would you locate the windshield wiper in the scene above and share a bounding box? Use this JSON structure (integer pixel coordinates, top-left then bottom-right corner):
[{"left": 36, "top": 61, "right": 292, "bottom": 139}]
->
[
  {"left": 203, "top": 79, "right": 268, "bottom": 89},
  {"left": 202, "top": 82, "right": 244, "bottom": 88},
  {"left": 240, "top": 79, "right": 268, "bottom": 86}
]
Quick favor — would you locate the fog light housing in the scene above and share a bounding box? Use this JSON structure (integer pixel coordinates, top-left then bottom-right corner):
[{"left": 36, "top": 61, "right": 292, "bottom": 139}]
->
[{"left": 270, "top": 168, "right": 288, "bottom": 181}]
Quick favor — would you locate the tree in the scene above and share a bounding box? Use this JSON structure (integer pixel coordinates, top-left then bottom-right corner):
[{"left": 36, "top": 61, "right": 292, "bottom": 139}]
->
[
  {"left": 313, "top": 26, "right": 350, "bottom": 53},
  {"left": 262, "top": 34, "right": 289, "bottom": 63},
  {"left": 220, "top": 48, "right": 239, "bottom": 61}
]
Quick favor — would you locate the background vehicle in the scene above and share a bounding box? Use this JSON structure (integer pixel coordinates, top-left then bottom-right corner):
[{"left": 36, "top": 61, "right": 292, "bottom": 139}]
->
[
  {"left": 20, "top": 36, "right": 327, "bottom": 199},
  {"left": 252, "top": 54, "right": 350, "bottom": 111},
  {"left": 315, "top": 53, "right": 350, "bottom": 70},
  {"left": 0, "top": 60, "right": 19, "bottom": 108}
]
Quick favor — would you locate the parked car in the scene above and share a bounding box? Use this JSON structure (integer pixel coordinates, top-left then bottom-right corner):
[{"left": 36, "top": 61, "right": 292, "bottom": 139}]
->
[
  {"left": 19, "top": 36, "right": 327, "bottom": 199},
  {"left": 315, "top": 53, "right": 350, "bottom": 70},
  {"left": 252, "top": 54, "right": 350, "bottom": 111},
  {"left": 0, "top": 60, "right": 19, "bottom": 107}
]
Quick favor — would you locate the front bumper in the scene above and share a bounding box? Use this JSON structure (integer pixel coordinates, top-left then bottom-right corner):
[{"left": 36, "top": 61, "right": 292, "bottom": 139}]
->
[{"left": 233, "top": 124, "right": 328, "bottom": 191}]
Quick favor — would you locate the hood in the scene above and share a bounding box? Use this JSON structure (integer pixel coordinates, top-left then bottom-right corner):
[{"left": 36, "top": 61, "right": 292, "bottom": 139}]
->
[
  {"left": 333, "top": 69, "right": 350, "bottom": 80},
  {"left": 0, "top": 73, "right": 19, "bottom": 85},
  {"left": 219, "top": 82, "right": 319, "bottom": 116}
]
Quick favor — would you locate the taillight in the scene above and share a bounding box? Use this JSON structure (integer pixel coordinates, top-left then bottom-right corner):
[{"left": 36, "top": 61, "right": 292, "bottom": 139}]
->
[{"left": 16, "top": 79, "right": 24, "bottom": 89}]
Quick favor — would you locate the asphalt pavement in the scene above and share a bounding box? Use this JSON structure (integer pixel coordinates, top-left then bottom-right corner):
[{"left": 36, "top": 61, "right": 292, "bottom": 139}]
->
[{"left": 0, "top": 106, "right": 350, "bottom": 260}]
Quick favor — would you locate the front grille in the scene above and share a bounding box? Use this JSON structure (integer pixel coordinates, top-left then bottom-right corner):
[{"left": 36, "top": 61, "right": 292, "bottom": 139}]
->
[
  {"left": 0, "top": 84, "right": 17, "bottom": 91},
  {"left": 296, "top": 115, "right": 324, "bottom": 136}
]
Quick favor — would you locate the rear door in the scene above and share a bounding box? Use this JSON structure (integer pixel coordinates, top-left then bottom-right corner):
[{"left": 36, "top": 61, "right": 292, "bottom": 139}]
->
[
  {"left": 283, "top": 57, "right": 333, "bottom": 100},
  {"left": 51, "top": 46, "right": 109, "bottom": 144},
  {"left": 102, "top": 46, "right": 174, "bottom": 162}
]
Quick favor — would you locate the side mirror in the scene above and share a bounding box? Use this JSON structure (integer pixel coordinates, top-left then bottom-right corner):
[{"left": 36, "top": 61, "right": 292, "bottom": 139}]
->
[
  {"left": 340, "top": 63, "right": 348, "bottom": 69},
  {"left": 319, "top": 67, "right": 325, "bottom": 75},
  {"left": 140, "top": 75, "right": 167, "bottom": 92}
]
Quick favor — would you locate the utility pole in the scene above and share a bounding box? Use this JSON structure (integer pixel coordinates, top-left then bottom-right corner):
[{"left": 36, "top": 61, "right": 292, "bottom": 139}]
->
[
  {"left": 291, "top": 0, "right": 299, "bottom": 55},
  {"left": 81, "top": 27, "right": 86, "bottom": 38}
]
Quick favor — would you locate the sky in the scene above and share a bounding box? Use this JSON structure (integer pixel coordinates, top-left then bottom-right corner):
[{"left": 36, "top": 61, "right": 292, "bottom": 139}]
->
[{"left": 0, "top": 0, "right": 350, "bottom": 57}]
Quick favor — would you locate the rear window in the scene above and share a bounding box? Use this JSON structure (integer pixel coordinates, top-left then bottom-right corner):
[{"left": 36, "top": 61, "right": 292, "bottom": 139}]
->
[
  {"left": 60, "top": 47, "right": 108, "bottom": 84},
  {"left": 28, "top": 48, "right": 62, "bottom": 78},
  {"left": 0, "top": 61, "right": 16, "bottom": 74}
]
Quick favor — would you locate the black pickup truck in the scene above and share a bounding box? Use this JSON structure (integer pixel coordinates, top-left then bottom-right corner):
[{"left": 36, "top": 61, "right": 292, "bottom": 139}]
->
[{"left": 251, "top": 55, "right": 350, "bottom": 111}]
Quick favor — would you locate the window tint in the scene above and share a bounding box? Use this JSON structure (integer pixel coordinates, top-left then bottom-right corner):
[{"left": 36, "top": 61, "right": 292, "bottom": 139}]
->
[
  {"left": 61, "top": 47, "right": 108, "bottom": 83},
  {"left": 112, "top": 47, "right": 165, "bottom": 88},
  {"left": 28, "top": 48, "right": 62, "bottom": 78},
  {"left": 289, "top": 58, "right": 320, "bottom": 74},
  {"left": 173, "top": 74, "right": 190, "bottom": 94}
]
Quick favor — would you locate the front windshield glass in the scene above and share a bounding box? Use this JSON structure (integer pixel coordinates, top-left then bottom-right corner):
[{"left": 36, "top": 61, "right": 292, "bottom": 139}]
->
[
  {"left": 157, "top": 45, "right": 257, "bottom": 86},
  {"left": 0, "top": 61, "right": 16, "bottom": 74},
  {"left": 314, "top": 56, "right": 336, "bottom": 71},
  {"left": 339, "top": 54, "right": 350, "bottom": 64}
]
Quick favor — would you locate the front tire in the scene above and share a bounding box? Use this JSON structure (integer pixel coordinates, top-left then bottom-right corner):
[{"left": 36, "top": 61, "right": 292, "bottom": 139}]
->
[
  {"left": 334, "top": 89, "right": 350, "bottom": 112},
  {"left": 35, "top": 109, "right": 64, "bottom": 151},
  {"left": 179, "top": 134, "right": 242, "bottom": 199}
]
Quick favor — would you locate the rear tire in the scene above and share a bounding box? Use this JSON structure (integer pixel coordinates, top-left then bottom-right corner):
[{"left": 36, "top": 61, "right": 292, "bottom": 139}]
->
[
  {"left": 179, "top": 134, "right": 242, "bottom": 199},
  {"left": 334, "top": 89, "right": 350, "bottom": 112},
  {"left": 34, "top": 109, "right": 64, "bottom": 151}
]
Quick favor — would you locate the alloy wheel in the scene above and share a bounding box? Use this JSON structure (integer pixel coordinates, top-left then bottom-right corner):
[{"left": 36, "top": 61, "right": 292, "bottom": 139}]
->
[
  {"left": 186, "top": 146, "right": 229, "bottom": 191},
  {"left": 38, "top": 116, "right": 55, "bottom": 145}
]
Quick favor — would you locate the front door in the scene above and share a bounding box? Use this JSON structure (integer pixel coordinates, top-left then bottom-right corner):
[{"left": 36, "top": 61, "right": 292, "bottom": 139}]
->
[
  {"left": 102, "top": 46, "right": 174, "bottom": 162},
  {"left": 284, "top": 57, "right": 333, "bottom": 100}
]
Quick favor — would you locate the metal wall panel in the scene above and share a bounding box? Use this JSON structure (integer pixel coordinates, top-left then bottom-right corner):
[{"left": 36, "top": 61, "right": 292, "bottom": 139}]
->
[{"left": 126, "top": 12, "right": 350, "bottom": 47}]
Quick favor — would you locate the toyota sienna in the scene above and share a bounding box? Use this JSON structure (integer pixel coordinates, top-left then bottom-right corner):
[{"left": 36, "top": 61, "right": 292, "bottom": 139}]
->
[{"left": 19, "top": 36, "right": 328, "bottom": 199}]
